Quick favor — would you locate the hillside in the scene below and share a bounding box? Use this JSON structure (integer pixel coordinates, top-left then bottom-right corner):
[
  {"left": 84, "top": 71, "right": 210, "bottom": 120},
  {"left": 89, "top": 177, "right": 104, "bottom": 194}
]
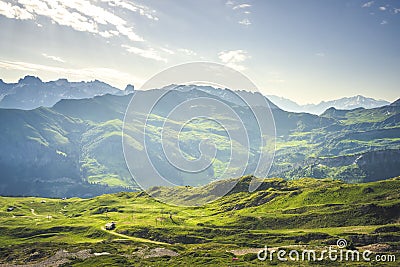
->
[
  {"left": 0, "top": 176, "right": 399, "bottom": 266},
  {"left": 0, "top": 86, "right": 399, "bottom": 197},
  {"left": 0, "top": 107, "right": 134, "bottom": 197}
]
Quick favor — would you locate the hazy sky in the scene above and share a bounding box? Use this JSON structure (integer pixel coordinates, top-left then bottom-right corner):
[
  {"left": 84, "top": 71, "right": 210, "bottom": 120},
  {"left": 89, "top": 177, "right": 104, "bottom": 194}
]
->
[{"left": 0, "top": 0, "right": 399, "bottom": 104}]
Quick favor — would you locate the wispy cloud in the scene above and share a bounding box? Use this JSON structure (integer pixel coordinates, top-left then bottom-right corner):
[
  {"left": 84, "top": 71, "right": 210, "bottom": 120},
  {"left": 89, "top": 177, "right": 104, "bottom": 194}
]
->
[
  {"left": 122, "top": 44, "right": 167, "bottom": 62},
  {"left": 232, "top": 4, "right": 251, "bottom": 10},
  {"left": 238, "top": 18, "right": 251, "bottom": 26},
  {"left": 379, "top": 6, "right": 387, "bottom": 11},
  {"left": 315, "top": 52, "right": 325, "bottom": 57},
  {"left": 160, "top": 47, "right": 175, "bottom": 55},
  {"left": 380, "top": 20, "right": 388, "bottom": 25},
  {"left": 0, "top": 0, "right": 156, "bottom": 42},
  {"left": 361, "top": 1, "right": 374, "bottom": 8},
  {"left": 42, "top": 53, "right": 65, "bottom": 63},
  {"left": 228, "top": 2, "right": 252, "bottom": 26},
  {"left": 100, "top": 0, "right": 159, "bottom": 21},
  {"left": 218, "top": 50, "right": 250, "bottom": 71},
  {"left": 0, "top": 59, "right": 142, "bottom": 88}
]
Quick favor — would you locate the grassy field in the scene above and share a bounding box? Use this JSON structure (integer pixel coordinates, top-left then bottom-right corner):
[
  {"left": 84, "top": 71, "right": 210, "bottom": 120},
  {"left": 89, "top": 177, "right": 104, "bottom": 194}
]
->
[{"left": 0, "top": 176, "right": 399, "bottom": 266}]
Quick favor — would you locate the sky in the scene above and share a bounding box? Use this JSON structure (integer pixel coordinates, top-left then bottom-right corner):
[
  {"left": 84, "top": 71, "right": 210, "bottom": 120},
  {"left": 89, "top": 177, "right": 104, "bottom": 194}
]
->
[{"left": 0, "top": 0, "right": 399, "bottom": 104}]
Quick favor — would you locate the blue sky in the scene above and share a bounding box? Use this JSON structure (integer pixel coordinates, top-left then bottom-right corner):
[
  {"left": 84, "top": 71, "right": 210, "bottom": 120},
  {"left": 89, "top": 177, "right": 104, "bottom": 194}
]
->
[{"left": 0, "top": 0, "right": 399, "bottom": 104}]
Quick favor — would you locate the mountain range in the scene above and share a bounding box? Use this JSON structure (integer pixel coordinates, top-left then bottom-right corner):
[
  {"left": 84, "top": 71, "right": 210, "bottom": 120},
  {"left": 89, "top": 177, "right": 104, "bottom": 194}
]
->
[
  {"left": 0, "top": 76, "right": 390, "bottom": 113},
  {"left": 0, "top": 76, "right": 134, "bottom": 110},
  {"left": 267, "top": 94, "right": 390, "bottom": 114},
  {"left": 0, "top": 77, "right": 399, "bottom": 198}
]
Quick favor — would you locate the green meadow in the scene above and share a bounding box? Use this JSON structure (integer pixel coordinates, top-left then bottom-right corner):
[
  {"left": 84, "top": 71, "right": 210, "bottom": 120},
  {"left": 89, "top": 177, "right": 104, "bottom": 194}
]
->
[{"left": 0, "top": 176, "right": 399, "bottom": 266}]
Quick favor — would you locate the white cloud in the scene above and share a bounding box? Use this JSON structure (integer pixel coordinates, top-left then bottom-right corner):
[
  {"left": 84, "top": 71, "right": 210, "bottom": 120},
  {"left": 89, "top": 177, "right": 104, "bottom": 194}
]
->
[
  {"left": 157, "top": 47, "right": 197, "bottom": 58},
  {"left": 219, "top": 50, "right": 248, "bottom": 63},
  {"left": 380, "top": 20, "right": 388, "bottom": 25},
  {"left": 218, "top": 50, "right": 249, "bottom": 71},
  {"left": 225, "top": 1, "right": 234, "bottom": 6},
  {"left": 0, "top": 0, "right": 146, "bottom": 42},
  {"left": 99, "top": 31, "right": 113, "bottom": 38},
  {"left": 379, "top": 6, "right": 386, "bottom": 11},
  {"left": 0, "top": 59, "right": 142, "bottom": 89},
  {"left": 42, "top": 53, "right": 65, "bottom": 63},
  {"left": 160, "top": 47, "right": 175, "bottom": 55},
  {"left": 116, "top": 24, "right": 143, "bottom": 42},
  {"left": 238, "top": 18, "right": 251, "bottom": 25},
  {"left": 122, "top": 44, "right": 167, "bottom": 62},
  {"left": 361, "top": 1, "right": 374, "bottom": 8},
  {"left": 232, "top": 4, "right": 251, "bottom": 10},
  {"left": 18, "top": 0, "right": 99, "bottom": 33},
  {"left": 0, "top": 0, "right": 34, "bottom": 20},
  {"left": 177, "top": 48, "right": 197, "bottom": 56},
  {"left": 394, "top": 8, "right": 400, "bottom": 14},
  {"left": 101, "top": 0, "right": 159, "bottom": 21},
  {"left": 315, "top": 52, "right": 325, "bottom": 57}
]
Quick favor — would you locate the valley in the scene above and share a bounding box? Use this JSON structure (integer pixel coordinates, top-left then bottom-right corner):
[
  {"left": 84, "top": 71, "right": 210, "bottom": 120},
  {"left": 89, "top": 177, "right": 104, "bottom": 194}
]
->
[{"left": 0, "top": 85, "right": 399, "bottom": 197}]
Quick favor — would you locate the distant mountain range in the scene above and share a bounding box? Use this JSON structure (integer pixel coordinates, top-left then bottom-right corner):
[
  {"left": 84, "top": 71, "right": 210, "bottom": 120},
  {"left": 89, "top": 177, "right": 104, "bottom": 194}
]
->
[
  {"left": 0, "top": 76, "right": 134, "bottom": 110},
  {"left": 159, "top": 85, "right": 390, "bottom": 114},
  {"left": 0, "top": 76, "right": 391, "bottom": 114},
  {"left": 267, "top": 95, "right": 390, "bottom": 114},
  {"left": 162, "top": 84, "right": 280, "bottom": 109}
]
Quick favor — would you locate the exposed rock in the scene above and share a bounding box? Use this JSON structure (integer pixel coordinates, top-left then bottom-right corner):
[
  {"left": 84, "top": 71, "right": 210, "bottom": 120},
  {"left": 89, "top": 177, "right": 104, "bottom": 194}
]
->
[{"left": 132, "top": 247, "right": 179, "bottom": 258}]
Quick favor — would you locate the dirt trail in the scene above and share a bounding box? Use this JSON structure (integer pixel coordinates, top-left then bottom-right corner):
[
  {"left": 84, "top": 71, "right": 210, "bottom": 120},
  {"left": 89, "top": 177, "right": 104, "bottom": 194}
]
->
[
  {"left": 30, "top": 209, "right": 40, "bottom": 216},
  {"left": 100, "top": 226, "right": 169, "bottom": 245}
]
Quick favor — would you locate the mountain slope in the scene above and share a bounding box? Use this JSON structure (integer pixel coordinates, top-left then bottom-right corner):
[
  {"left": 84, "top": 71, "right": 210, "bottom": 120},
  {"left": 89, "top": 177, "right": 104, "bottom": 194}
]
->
[
  {"left": 390, "top": 98, "right": 400, "bottom": 106},
  {"left": 266, "top": 95, "right": 303, "bottom": 112},
  {"left": 0, "top": 107, "right": 133, "bottom": 197}
]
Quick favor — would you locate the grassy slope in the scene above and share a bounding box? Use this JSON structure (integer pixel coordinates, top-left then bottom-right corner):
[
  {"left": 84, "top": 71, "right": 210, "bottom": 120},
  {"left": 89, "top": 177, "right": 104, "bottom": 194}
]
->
[{"left": 0, "top": 176, "right": 399, "bottom": 266}]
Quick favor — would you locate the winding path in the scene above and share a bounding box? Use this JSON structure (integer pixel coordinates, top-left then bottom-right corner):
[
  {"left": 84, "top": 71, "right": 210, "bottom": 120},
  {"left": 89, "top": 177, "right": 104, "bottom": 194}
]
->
[
  {"left": 100, "top": 226, "right": 169, "bottom": 245},
  {"left": 30, "top": 209, "right": 40, "bottom": 216}
]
